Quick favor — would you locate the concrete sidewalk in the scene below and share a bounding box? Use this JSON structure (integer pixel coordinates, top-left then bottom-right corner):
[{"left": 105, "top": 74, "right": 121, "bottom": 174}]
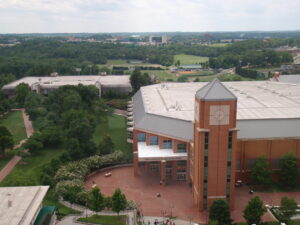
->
[
  {"left": 142, "top": 216, "right": 198, "bottom": 225},
  {"left": 57, "top": 199, "right": 136, "bottom": 225}
]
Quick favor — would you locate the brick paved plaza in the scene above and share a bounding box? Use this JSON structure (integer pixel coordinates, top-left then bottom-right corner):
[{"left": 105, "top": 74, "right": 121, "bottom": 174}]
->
[{"left": 85, "top": 166, "right": 300, "bottom": 224}]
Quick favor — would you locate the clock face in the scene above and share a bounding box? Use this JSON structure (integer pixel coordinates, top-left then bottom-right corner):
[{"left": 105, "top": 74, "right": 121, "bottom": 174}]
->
[{"left": 209, "top": 105, "right": 230, "bottom": 125}]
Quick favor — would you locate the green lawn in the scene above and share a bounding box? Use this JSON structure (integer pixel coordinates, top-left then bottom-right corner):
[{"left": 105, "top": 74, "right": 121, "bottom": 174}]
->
[
  {"left": 93, "top": 114, "right": 132, "bottom": 162},
  {"left": 0, "top": 149, "right": 20, "bottom": 170},
  {"left": 0, "top": 147, "right": 78, "bottom": 219},
  {"left": 174, "top": 54, "right": 209, "bottom": 65},
  {"left": 0, "top": 111, "right": 27, "bottom": 144},
  {"left": 0, "top": 147, "right": 66, "bottom": 187},
  {"left": 99, "top": 59, "right": 164, "bottom": 69},
  {"left": 43, "top": 189, "right": 80, "bottom": 220},
  {"left": 78, "top": 215, "right": 126, "bottom": 225},
  {"left": 211, "top": 43, "right": 229, "bottom": 47}
]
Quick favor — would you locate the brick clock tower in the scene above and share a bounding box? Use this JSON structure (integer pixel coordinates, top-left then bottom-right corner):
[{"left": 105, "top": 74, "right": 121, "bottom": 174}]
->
[{"left": 192, "top": 78, "right": 238, "bottom": 211}]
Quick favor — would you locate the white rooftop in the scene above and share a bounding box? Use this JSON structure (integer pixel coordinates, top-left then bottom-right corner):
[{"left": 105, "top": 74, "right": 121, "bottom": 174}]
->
[
  {"left": 0, "top": 186, "right": 49, "bottom": 225},
  {"left": 270, "top": 74, "right": 300, "bottom": 84},
  {"left": 140, "top": 81, "right": 300, "bottom": 121},
  {"left": 2, "top": 75, "right": 131, "bottom": 89},
  {"left": 138, "top": 142, "right": 187, "bottom": 161}
]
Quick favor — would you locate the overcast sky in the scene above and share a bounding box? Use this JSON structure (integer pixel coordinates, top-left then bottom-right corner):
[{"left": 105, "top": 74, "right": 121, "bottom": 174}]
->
[{"left": 0, "top": 0, "right": 299, "bottom": 33}]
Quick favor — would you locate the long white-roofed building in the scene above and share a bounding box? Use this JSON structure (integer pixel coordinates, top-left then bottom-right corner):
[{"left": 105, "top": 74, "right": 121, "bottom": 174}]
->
[
  {"left": 2, "top": 75, "right": 132, "bottom": 96},
  {"left": 129, "top": 79, "right": 300, "bottom": 211}
]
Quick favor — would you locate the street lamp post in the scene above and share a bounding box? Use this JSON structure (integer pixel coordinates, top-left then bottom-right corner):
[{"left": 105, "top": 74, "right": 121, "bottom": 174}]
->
[{"left": 161, "top": 209, "right": 166, "bottom": 224}]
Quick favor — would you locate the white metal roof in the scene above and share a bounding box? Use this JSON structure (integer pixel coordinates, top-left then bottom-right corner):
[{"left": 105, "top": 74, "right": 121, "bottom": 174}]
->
[
  {"left": 2, "top": 75, "right": 131, "bottom": 89},
  {"left": 270, "top": 74, "right": 300, "bottom": 84},
  {"left": 138, "top": 142, "right": 187, "bottom": 161},
  {"left": 0, "top": 186, "right": 49, "bottom": 225},
  {"left": 139, "top": 81, "right": 300, "bottom": 121}
]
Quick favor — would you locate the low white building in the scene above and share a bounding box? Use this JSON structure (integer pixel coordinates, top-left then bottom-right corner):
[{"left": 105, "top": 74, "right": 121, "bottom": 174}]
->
[
  {"left": 0, "top": 186, "right": 54, "bottom": 225},
  {"left": 2, "top": 75, "right": 132, "bottom": 96}
]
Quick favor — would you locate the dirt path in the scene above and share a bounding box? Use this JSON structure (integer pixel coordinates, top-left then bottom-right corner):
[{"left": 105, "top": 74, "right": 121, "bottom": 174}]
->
[
  {"left": 21, "top": 109, "right": 34, "bottom": 138},
  {"left": 0, "top": 156, "right": 21, "bottom": 182},
  {"left": 114, "top": 109, "right": 127, "bottom": 117}
]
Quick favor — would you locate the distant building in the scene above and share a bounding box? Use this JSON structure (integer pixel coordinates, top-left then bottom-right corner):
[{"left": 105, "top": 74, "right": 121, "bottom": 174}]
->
[
  {"left": 275, "top": 46, "right": 300, "bottom": 56},
  {"left": 171, "top": 64, "right": 202, "bottom": 73},
  {"left": 149, "top": 35, "right": 168, "bottom": 45},
  {"left": 2, "top": 75, "right": 132, "bottom": 96},
  {"left": 0, "top": 186, "right": 54, "bottom": 225}
]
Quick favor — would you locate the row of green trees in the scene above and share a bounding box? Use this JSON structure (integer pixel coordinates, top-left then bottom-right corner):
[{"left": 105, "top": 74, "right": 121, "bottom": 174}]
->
[
  {"left": 251, "top": 153, "right": 299, "bottom": 188},
  {"left": 88, "top": 187, "right": 128, "bottom": 215},
  {"left": 0, "top": 38, "right": 296, "bottom": 80},
  {"left": 210, "top": 196, "right": 298, "bottom": 225}
]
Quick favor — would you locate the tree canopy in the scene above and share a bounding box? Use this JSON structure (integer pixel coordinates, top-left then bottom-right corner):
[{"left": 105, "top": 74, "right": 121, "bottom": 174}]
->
[
  {"left": 250, "top": 155, "right": 272, "bottom": 186},
  {"left": 243, "top": 196, "right": 266, "bottom": 225},
  {"left": 112, "top": 188, "right": 127, "bottom": 215},
  {"left": 209, "top": 199, "right": 232, "bottom": 225},
  {"left": 0, "top": 126, "right": 14, "bottom": 156},
  {"left": 278, "top": 153, "right": 299, "bottom": 187}
]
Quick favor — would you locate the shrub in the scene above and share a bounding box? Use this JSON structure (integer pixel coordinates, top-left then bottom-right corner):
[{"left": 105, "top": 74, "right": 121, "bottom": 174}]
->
[{"left": 55, "top": 151, "right": 124, "bottom": 205}]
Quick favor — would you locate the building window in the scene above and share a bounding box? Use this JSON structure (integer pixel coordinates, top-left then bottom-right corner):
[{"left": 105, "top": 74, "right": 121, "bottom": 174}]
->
[
  {"left": 177, "top": 160, "right": 186, "bottom": 166},
  {"left": 128, "top": 131, "right": 133, "bottom": 139},
  {"left": 226, "top": 131, "right": 233, "bottom": 200},
  {"left": 177, "top": 143, "right": 187, "bottom": 153},
  {"left": 203, "top": 132, "right": 209, "bottom": 209},
  {"left": 204, "top": 132, "right": 209, "bottom": 150},
  {"left": 162, "top": 140, "right": 172, "bottom": 149},
  {"left": 150, "top": 162, "right": 159, "bottom": 172},
  {"left": 149, "top": 136, "right": 158, "bottom": 145},
  {"left": 228, "top": 131, "right": 233, "bottom": 149},
  {"left": 177, "top": 169, "right": 186, "bottom": 181},
  {"left": 137, "top": 133, "right": 146, "bottom": 142}
]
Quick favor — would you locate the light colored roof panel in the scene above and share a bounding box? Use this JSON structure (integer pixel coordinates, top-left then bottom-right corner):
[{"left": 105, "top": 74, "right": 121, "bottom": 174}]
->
[
  {"left": 2, "top": 75, "right": 131, "bottom": 90},
  {"left": 133, "top": 80, "right": 300, "bottom": 140},
  {"left": 196, "top": 78, "right": 237, "bottom": 101},
  {"left": 0, "top": 186, "right": 49, "bottom": 225},
  {"left": 138, "top": 81, "right": 300, "bottom": 121},
  {"left": 138, "top": 142, "right": 187, "bottom": 160}
]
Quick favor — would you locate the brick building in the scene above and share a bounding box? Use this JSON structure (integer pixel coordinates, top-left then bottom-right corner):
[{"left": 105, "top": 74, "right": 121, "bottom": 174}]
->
[{"left": 128, "top": 79, "right": 300, "bottom": 211}]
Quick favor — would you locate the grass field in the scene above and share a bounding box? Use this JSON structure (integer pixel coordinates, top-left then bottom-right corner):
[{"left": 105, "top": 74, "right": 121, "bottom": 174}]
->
[
  {"left": 210, "top": 43, "right": 229, "bottom": 47},
  {"left": 0, "top": 146, "right": 79, "bottom": 218},
  {"left": 0, "top": 111, "right": 27, "bottom": 144},
  {"left": 93, "top": 114, "right": 132, "bottom": 162},
  {"left": 78, "top": 215, "right": 126, "bottom": 225},
  {"left": 0, "top": 147, "right": 66, "bottom": 187},
  {"left": 0, "top": 149, "right": 19, "bottom": 170},
  {"left": 99, "top": 59, "right": 164, "bottom": 69},
  {"left": 174, "top": 54, "right": 209, "bottom": 65}
]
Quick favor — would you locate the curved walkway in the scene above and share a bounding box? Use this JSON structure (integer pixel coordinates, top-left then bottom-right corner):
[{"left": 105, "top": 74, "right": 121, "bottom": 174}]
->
[
  {"left": 57, "top": 199, "right": 136, "bottom": 225},
  {"left": 0, "top": 109, "right": 34, "bottom": 182}
]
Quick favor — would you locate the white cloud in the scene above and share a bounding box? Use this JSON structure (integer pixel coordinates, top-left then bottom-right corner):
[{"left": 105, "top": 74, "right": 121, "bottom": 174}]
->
[{"left": 0, "top": 0, "right": 299, "bottom": 33}]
